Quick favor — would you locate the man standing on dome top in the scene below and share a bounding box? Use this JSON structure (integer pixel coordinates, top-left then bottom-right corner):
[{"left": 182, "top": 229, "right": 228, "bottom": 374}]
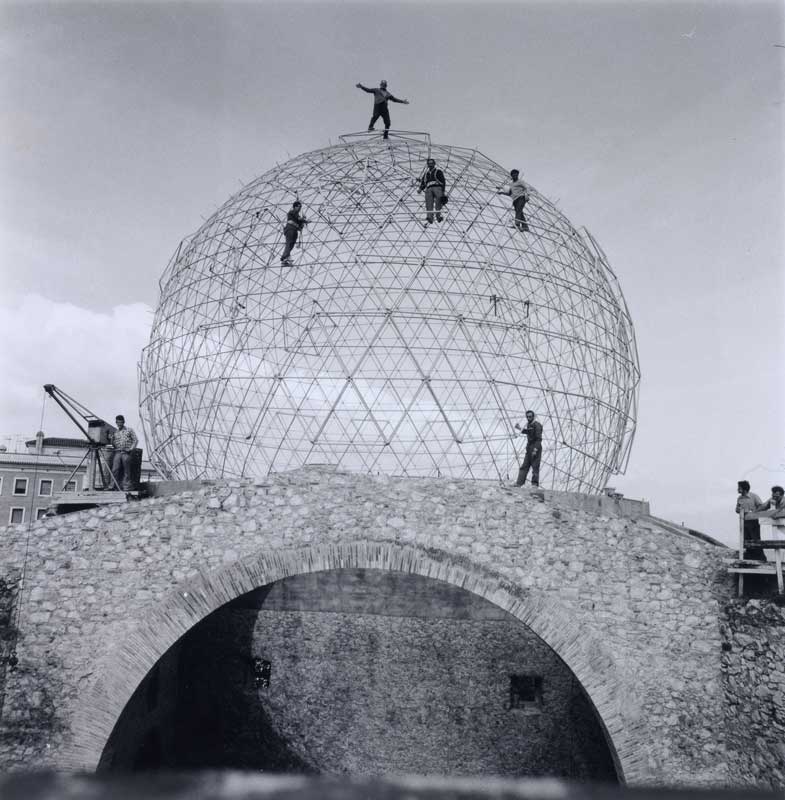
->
[
  {"left": 514, "top": 410, "right": 542, "bottom": 487},
  {"left": 356, "top": 80, "right": 409, "bottom": 139},
  {"left": 497, "top": 169, "right": 531, "bottom": 232},
  {"left": 280, "top": 200, "right": 307, "bottom": 266}
]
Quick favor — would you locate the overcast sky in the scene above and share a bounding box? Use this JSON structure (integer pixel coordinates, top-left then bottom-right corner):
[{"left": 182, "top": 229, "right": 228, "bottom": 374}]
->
[{"left": 1, "top": 1, "right": 783, "bottom": 546}]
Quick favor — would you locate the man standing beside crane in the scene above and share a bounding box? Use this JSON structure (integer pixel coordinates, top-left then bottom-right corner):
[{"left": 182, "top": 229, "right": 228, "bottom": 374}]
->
[{"left": 107, "top": 415, "right": 138, "bottom": 492}]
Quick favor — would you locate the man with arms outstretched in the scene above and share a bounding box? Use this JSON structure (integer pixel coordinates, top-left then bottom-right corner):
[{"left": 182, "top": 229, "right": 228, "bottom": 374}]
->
[{"left": 356, "top": 79, "right": 409, "bottom": 139}]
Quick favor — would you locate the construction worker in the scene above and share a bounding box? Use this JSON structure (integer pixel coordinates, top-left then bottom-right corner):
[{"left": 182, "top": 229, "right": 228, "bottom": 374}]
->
[
  {"left": 497, "top": 169, "right": 531, "bottom": 232},
  {"left": 514, "top": 410, "right": 542, "bottom": 487},
  {"left": 736, "top": 481, "right": 765, "bottom": 561},
  {"left": 759, "top": 486, "right": 785, "bottom": 518},
  {"left": 108, "top": 415, "right": 138, "bottom": 491},
  {"left": 418, "top": 158, "right": 447, "bottom": 225},
  {"left": 280, "top": 201, "right": 307, "bottom": 266},
  {"left": 356, "top": 80, "right": 409, "bottom": 139}
]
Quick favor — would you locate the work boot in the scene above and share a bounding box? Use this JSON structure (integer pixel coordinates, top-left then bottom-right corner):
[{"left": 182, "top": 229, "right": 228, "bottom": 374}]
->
[{"left": 383, "top": 129, "right": 389, "bottom": 140}]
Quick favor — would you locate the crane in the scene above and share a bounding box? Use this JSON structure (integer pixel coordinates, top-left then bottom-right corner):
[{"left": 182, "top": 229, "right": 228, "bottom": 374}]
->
[{"left": 42, "top": 384, "right": 123, "bottom": 493}]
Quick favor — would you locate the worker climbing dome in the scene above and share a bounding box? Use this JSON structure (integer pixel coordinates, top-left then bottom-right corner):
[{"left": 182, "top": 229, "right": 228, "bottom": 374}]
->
[{"left": 139, "top": 131, "right": 640, "bottom": 492}]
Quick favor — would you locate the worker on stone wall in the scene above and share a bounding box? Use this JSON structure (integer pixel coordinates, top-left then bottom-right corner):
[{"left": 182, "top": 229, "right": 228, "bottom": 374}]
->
[
  {"left": 497, "top": 169, "right": 530, "bottom": 232},
  {"left": 514, "top": 410, "right": 542, "bottom": 487},
  {"left": 736, "top": 480, "right": 765, "bottom": 561},
  {"left": 758, "top": 486, "right": 785, "bottom": 518},
  {"left": 418, "top": 158, "right": 447, "bottom": 225},
  {"left": 280, "top": 201, "right": 307, "bottom": 266},
  {"left": 108, "top": 415, "right": 138, "bottom": 491},
  {"left": 356, "top": 80, "right": 409, "bottom": 139}
]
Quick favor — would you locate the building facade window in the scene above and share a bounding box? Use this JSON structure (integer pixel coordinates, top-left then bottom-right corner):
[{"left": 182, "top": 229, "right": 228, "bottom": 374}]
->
[
  {"left": 13, "top": 477, "right": 28, "bottom": 496},
  {"left": 9, "top": 507, "right": 25, "bottom": 524},
  {"left": 62, "top": 479, "right": 78, "bottom": 492},
  {"left": 36, "top": 508, "right": 49, "bottom": 520},
  {"left": 39, "top": 478, "right": 53, "bottom": 496}
]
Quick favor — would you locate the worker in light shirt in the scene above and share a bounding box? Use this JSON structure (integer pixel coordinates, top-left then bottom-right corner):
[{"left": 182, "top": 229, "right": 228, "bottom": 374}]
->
[
  {"left": 108, "top": 414, "right": 138, "bottom": 491},
  {"left": 497, "top": 169, "right": 531, "bottom": 232},
  {"left": 758, "top": 485, "right": 785, "bottom": 518}
]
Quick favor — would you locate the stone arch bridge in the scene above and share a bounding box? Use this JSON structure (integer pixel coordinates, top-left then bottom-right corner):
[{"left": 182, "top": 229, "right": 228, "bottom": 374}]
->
[{"left": 0, "top": 468, "right": 734, "bottom": 784}]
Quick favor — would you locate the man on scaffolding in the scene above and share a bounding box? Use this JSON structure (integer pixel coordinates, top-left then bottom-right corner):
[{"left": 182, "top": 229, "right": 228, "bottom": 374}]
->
[
  {"left": 107, "top": 415, "right": 138, "bottom": 491},
  {"left": 280, "top": 200, "right": 308, "bottom": 266},
  {"left": 356, "top": 80, "right": 409, "bottom": 139},
  {"left": 514, "top": 410, "right": 542, "bottom": 488},
  {"left": 418, "top": 158, "right": 447, "bottom": 225},
  {"left": 497, "top": 169, "right": 530, "bottom": 232}
]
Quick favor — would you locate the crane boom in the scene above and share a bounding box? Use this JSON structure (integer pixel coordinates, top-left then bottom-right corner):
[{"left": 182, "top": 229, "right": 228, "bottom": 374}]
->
[{"left": 43, "top": 384, "right": 115, "bottom": 444}]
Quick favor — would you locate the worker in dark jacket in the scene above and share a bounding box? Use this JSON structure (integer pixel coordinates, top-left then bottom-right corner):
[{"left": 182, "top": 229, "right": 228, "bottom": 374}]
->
[
  {"left": 418, "top": 158, "right": 447, "bottom": 225},
  {"left": 356, "top": 80, "right": 409, "bottom": 139},
  {"left": 514, "top": 410, "right": 543, "bottom": 487},
  {"left": 280, "top": 201, "right": 307, "bottom": 266}
]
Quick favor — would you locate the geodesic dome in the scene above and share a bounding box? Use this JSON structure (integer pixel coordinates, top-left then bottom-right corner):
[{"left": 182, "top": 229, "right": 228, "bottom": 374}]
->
[{"left": 139, "top": 131, "right": 639, "bottom": 492}]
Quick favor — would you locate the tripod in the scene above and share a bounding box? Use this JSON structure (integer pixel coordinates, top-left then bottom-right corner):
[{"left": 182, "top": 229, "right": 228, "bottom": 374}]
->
[{"left": 61, "top": 441, "right": 121, "bottom": 492}]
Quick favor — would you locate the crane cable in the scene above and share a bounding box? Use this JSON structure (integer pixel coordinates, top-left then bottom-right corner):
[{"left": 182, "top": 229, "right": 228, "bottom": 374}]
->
[{"left": 5, "top": 391, "right": 49, "bottom": 679}]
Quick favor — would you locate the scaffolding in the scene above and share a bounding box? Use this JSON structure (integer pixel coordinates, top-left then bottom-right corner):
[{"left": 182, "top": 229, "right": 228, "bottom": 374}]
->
[{"left": 139, "top": 131, "right": 640, "bottom": 491}]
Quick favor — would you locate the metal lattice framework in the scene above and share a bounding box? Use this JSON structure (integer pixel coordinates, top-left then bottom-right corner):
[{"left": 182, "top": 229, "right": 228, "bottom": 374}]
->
[{"left": 139, "top": 131, "right": 640, "bottom": 491}]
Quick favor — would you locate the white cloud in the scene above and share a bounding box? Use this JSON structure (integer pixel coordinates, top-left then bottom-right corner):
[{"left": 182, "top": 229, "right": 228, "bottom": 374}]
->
[{"left": 0, "top": 294, "right": 152, "bottom": 445}]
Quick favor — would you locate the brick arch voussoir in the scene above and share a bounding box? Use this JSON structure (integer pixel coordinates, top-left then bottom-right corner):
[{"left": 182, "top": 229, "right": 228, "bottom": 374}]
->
[{"left": 63, "top": 540, "right": 647, "bottom": 782}]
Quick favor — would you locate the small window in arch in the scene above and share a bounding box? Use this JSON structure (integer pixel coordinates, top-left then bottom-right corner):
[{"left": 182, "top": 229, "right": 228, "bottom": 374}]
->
[{"left": 509, "top": 674, "right": 543, "bottom": 711}]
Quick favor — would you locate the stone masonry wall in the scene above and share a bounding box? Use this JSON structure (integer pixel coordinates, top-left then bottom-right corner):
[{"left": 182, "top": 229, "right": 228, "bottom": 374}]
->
[
  {"left": 0, "top": 469, "right": 736, "bottom": 785},
  {"left": 0, "top": 569, "right": 21, "bottom": 733},
  {"left": 721, "top": 599, "right": 785, "bottom": 787}
]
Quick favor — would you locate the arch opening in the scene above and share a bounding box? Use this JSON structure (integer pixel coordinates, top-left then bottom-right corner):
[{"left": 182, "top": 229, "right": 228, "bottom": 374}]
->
[{"left": 98, "top": 569, "right": 618, "bottom": 781}]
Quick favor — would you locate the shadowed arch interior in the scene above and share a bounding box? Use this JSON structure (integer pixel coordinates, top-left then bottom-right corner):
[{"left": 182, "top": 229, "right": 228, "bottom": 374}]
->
[
  {"left": 98, "top": 568, "right": 619, "bottom": 779},
  {"left": 64, "top": 542, "right": 648, "bottom": 781}
]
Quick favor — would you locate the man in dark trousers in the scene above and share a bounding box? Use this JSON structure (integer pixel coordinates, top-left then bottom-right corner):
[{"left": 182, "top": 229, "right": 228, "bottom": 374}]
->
[
  {"left": 418, "top": 158, "right": 447, "bottom": 225},
  {"left": 108, "top": 415, "right": 138, "bottom": 491},
  {"left": 356, "top": 80, "right": 409, "bottom": 139},
  {"left": 514, "top": 410, "right": 543, "bottom": 487},
  {"left": 497, "top": 169, "right": 531, "bottom": 232},
  {"left": 280, "top": 200, "right": 307, "bottom": 266},
  {"left": 736, "top": 480, "right": 765, "bottom": 561}
]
